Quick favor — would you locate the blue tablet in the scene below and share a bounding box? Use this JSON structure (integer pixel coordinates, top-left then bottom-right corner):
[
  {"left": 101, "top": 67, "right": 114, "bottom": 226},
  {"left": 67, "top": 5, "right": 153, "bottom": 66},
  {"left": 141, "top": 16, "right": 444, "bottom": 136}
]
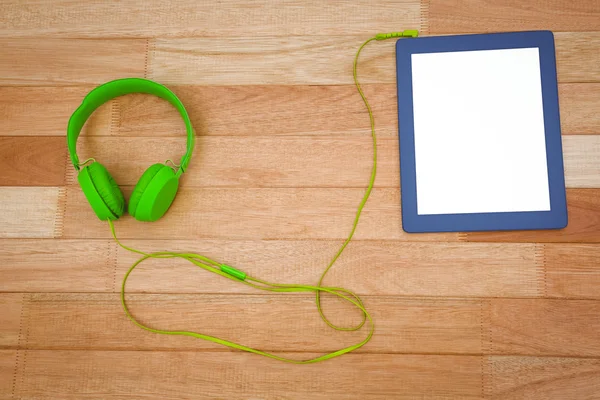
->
[{"left": 396, "top": 31, "right": 567, "bottom": 233}]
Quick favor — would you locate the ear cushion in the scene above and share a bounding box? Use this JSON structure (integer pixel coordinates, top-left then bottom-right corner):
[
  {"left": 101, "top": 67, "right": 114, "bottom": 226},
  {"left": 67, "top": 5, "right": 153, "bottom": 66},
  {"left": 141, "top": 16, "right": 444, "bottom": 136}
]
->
[
  {"left": 128, "top": 163, "right": 166, "bottom": 218},
  {"left": 87, "top": 162, "right": 125, "bottom": 218}
]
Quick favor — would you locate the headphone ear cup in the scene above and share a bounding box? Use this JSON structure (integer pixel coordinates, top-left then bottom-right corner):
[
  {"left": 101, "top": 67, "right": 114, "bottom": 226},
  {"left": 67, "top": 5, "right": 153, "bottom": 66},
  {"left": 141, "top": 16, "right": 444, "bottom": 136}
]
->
[
  {"left": 78, "top": 162, "right": 125, "bottom": 220},
  {"left": 129, "top": 164, "right": 179, "bottom": 222}
]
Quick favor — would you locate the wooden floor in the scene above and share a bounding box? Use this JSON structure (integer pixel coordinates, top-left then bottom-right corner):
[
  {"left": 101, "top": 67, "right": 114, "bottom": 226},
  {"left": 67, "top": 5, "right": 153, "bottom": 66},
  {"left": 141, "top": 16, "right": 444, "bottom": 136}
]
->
[{"left": 1, "top": 1, "right": 600, "bottom": 399}]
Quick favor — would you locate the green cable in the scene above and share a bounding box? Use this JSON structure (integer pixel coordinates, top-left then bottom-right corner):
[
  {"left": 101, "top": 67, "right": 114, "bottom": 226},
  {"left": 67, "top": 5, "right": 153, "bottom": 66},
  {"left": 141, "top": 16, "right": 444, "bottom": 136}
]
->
[
  {"left": 111, "top": 220, "right": 373, "bottom": 364},
  {"left": 113, "top": 31, "right": 417, "bottom": 363}
]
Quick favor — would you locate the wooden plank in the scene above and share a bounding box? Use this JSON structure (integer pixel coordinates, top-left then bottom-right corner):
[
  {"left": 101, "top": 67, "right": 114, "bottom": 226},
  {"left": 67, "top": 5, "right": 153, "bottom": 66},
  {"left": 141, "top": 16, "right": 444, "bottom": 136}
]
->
[
  {"left": 0, "top": 240, "right": 114, "bottom": 293},
  {"left": 0, "top": 137, "right": 66, "bottom": 186},
  {"left": 0, "top": 0, "right": 421, "bottom": 38},
  {"left": 63, "top": 187, "right": 600, "bottom": 241},
  {"left": 116, "top": 240, "right": 540, "bottom": 297},
  {"left": 555, "top": 32, "right": 600, "bottom": 84},
  {"left": 12, "top": 350, "right": 481, "bottom": 399},
  {"left": 489, "top": 299, "right": 600, "bottom": 357},
  {"left": 64, "top": 135, "right": 600, "bottom": 188},
  {"left": 463, "top": 189, "right": 600, "bottom": 243},
  {"left": 2, "top": 83, "right": 599, "bottom": 137},
  {"left": 563, "top": 135, "right": 600, "bottom": 188},
  {"left": 0, "top": 294, "right": 22, "bottom": 348},
  {"left": 488, "top": 356, "right": 600, "bottom": 399},
  {"left": 2, "top": 135, "right": 596, "bottom": 189},
  {"left": 0, "top": 187, "right": 60, "bottom": 238},
  {"left": 0, "top": 350, "right": 16, "bottom": 398},
  {"left": 149, "top": 36, "right": 397, "bottom": 85},
  {"left": 67, "top": 136, "right": 398, "bottom": 188},
  {"left": 0, "top": 86, "right": 110, "bottom": 136},
  {"left": 62, "top": 185, "right": 456, "bottom": 241},
  {"left": 20, "top": 293, "right": 482, "bottom": 355},
  {"left": 149, "top": 33, "right": 599, "bottom": 85},
  {"left": 428, "top": 0, "right": 600, "bottom": 33},
  {"left": 17, "top": 294, "right": 600, "bottom": 357},
  {"left": 544, "top": 244, "right": 600, "bottom": 299},
  {"left": 0, "top": 239, "right": 540, "bottom": 297},
  {"left": 0, "top": 39, "right": 147, "bottom": 86},
  {"left": 113, "top": 84, "right": 398, "bottom": 137},
  {"left": 560, "top": 83, "right": 600, "bottom": 134},
  {"left": 3, "top": 186, "right": 599, "bottom": 242}
]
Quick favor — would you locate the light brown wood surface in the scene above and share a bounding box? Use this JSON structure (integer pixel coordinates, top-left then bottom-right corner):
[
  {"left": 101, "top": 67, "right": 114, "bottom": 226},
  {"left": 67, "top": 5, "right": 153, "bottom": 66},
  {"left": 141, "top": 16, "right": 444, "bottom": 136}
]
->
[{"left": 1, "top": 1, "right": 599, "bottom": 399}]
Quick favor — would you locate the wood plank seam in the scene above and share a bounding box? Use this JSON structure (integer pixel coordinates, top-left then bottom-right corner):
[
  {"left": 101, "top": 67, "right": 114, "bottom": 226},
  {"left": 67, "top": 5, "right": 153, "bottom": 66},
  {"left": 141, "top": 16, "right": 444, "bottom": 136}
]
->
[
  {"left": 144, "top": 38, "right": 150, "bottom": 79},
  {"left": 109, "top": 242, "right": 118, "bottom": 293},
  {"left": 480, "top": 301, "right": 485, "bottom": 353},
  {"left": 479, "top": 301, "right": 486, "bottom": 398},
  {"left": 11, "top": 349, "right": 20, "bottom": 399},
  {"left": 535, "top": 244, "right": 548, "bottom": 298},
  {"left": 11, "top": 293, "right": 25, "bottom": 398},
  {"left": 482, "top": 355, "right": 491, "bottom": 399},
  {"left": 12, "top": 294, "right": 29, "bottom": 398},
  {"left": 458, "top": 232, "right": 468, "bottom": 242},
  {"left": 56, "top": 151, "right": 72, "bottom": 239},
  {"left": 145, "top": 38, "right": 155, "bottom": 79},
  {"left": 110, "top": 98, "right": 120, "bottom": 134},
  {"left": 483, "top": 300, "right": 493, "bottom": 399},
  {"left": 64, "top": 148, "right": 76, "bottom": 188},
  {"left": 54, "top": 187, "right": 67, "bottom": 239},
  {"left": 420, "top": 0, "right": 430, "bottom": 35},
  {"left": 480, "top": 355, "right": 484, "bottom": 399},
  {"left": 487, "top": 299, "right": 493, "bottom": 355}
]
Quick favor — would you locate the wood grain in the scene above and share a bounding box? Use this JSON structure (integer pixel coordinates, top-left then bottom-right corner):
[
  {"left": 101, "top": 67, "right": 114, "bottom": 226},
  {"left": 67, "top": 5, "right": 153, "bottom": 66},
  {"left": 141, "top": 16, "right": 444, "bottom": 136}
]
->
[
  {"left": 66, "top": 136, "right": 399, "bottom": 188},
  {"left": 488, "top": 356, "right": 600, "bottom": 399},
  {"left": 149, "top": 33, "right": 600, "bottom": 84},
  {"left": 0, "top": 86, "right": 110, "bottom": 136},
  {"left": 61, "top": 187, "right": 600, "bottom": 242},
  {"left": 0, "top": 240, "right": 114, "bottom": 293},
  {"left": 555, "top": 32, "right": 600, "bottom": 83},
  {"left": 9, "top": 350, "right": 482, "bottom": 399},
  {"left": 17, "top": 293, "right": 482, "bottom": 355},
  {"left": 0, "top": 294, "right": 22, "bottom": 348},
  {"left": 116, "top": 240, "right": 541, "bottom": 297},
  {"left": 3, "top": 186, "right": 599, "bottom": 242},
  {"left": 428, "top": 0, "right": 600, "bottom": 33},
  {"left": 2, "top": 240, "right": 597, "bottom": 301},
  {"left": 545, "top": 244, "right": 600, "bottom": 299},
  {"left": 0, "top": 0, "right": 421, "bottom": 38},
  {"left": 563, "top": 135, "right": 600, "bottom": 188},
  {"left": 0, "top": 137, "right": 66, "bottom": 186},
  {"left": 0, "top": 187, "right": 60, "bottom": 238},
  {"left": 0, "top": 39, "right": 147, "bottom": 86},
  {"left": 0, "top": 350, "right": 16, "bottom": 398},
  {"left": 6, "top": 293, "right": 598, "bottom": 357},
  {"left": 61, "top": 186, "right": 437, "bottom": 240},
  {"left": 2, "top": 134, "right": 598, "bottom": 189},
  {"left": 489, "top": 299, "right": 600, "bottom": 357},
  {"left": 61, "top": 135, "right": 600, "bottom": 188},
  {"left": 0, "top": 239, "right": 542, "bottom": 297},
  {"left": 560, "top": 83, "right": 600, "bottom": 134},
  {"left": 2, "top": 84, "right": 599, "bottom": 137}
]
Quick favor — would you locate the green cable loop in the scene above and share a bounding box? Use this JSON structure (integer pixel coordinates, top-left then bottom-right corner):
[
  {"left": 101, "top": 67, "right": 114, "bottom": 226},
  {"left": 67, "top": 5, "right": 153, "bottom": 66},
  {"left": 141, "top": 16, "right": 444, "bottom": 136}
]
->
[
  {"left": 112, "top": 33, "right": 414, "bottom": 363},
  {"left": 111, "top": 220, "right": 374, "bottom": 364}
]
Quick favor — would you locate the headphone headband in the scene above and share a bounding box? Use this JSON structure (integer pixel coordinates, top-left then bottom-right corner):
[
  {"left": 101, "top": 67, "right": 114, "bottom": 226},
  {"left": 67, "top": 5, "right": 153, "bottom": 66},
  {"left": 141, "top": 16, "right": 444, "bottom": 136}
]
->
[{"left": 67, "top": 78, "right": 195, "bottom": 176}]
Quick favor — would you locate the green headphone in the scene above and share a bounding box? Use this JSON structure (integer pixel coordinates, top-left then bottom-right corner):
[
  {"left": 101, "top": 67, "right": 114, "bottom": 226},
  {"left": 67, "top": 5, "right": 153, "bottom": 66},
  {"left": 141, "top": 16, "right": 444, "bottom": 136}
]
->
[{"left": 67, "top": 78, "right": 195, "bottom": 222}]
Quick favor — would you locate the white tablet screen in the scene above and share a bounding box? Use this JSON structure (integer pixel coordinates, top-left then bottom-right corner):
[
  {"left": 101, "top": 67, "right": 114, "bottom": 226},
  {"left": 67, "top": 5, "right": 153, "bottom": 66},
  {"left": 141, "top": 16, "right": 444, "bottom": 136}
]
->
[{"left": 411, "top": 48, "right": 551, "bottom": 215}]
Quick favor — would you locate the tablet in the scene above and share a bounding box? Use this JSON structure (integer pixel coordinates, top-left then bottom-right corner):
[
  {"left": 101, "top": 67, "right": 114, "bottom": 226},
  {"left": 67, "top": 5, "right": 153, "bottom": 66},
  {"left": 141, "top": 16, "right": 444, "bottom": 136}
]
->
[{"left": 395, "top": 31, "right": 567, "bottom": 233}]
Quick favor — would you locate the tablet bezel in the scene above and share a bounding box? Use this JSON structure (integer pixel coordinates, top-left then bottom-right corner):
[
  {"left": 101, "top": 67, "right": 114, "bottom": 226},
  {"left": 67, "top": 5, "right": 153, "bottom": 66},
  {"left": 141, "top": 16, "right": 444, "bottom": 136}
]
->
[{"left": 395, "top": 31, "right": 567, "bottom": 233}]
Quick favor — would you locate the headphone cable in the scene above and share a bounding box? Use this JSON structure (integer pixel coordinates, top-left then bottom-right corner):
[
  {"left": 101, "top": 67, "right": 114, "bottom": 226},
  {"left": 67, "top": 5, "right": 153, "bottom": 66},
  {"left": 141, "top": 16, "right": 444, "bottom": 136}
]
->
[{"left": 110, "top": 31, "right": 416, "bottom": 363}]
